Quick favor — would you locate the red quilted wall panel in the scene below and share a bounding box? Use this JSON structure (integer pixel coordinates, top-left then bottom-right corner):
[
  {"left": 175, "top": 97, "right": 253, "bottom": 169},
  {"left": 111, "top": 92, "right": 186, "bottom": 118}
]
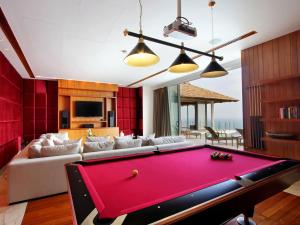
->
[
  {"left": 0, "top": 52, "right": 23, "bottom": 169},
  {"left": 117, "top": 87, "right": 143, "bottom": 136},
  {"left": 23, "top": 79, "right": 58, "bottom": 143}
]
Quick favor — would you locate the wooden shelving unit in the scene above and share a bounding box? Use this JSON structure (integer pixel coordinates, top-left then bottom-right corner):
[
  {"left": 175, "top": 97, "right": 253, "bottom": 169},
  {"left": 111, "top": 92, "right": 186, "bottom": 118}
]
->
[
  {"left": 57, "top": 80, "right": 119, "bottom": 140},
  {"left": 241, "top": 30, "right": 300, "bottom": 159}
]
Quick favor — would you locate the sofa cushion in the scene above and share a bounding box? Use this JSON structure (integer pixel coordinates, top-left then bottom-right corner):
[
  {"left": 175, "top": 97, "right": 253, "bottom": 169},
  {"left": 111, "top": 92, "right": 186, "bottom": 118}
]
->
[
  {"left": 41, "top": 138, "right": 55, "bottom": 147},
  {"left": 149, "top": 136, "right": 186, "bottom": 145},
  {"left": 28, "top": 139, "right": 43, "bottom": 158},
  {"left": 114, "top": 135, "right": 133, "bottom": 141},
  {"left": 137, "top": 133, "right": 155, "bottom": 146},
  {"left": 86, "top": 136, "right": 110, "bottom": 142},
  {"left": 114, "top": 139, "right": 142, "bottom": 149},
  {"left": 40, "top": 132, "right": 69, "bottom": 141},
  {"left": 83, "top": 141, "right": 114, "bottom": 153},
  {"left": 40, "top": 143, "right": 81, "bottom": 157}
]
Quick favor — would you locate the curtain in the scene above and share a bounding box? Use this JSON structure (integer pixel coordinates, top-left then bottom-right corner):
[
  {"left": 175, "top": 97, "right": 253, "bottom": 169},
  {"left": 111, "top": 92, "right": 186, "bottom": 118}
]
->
[{"left": 153, "top": 87, "right": 171, "bottom": 137}]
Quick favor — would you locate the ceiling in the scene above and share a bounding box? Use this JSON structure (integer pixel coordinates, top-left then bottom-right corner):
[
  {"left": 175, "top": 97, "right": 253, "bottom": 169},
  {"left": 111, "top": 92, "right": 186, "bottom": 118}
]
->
[{"left": 1, "top": 0, "right": 300, "bottom": 87}]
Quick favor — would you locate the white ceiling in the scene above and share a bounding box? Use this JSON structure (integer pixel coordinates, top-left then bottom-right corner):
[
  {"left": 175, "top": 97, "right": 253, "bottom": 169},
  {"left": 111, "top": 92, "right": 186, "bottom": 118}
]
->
[{"left": 1, "top": 0, "right": 300, "bottom": 87}]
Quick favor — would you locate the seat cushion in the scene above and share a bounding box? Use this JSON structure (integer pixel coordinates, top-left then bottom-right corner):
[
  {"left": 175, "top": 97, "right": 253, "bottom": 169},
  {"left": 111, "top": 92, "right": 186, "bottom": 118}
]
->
[{"left": 83, "top": 141, "right": 114, "bottom": 153}]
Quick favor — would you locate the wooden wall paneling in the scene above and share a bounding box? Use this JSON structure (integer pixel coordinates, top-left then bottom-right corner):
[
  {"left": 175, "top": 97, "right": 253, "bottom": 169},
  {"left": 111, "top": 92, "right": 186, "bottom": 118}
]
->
[
  {"left": 290, "top": 32, "right": 298, "bottom": 75},
  {"left": 297, "top": 31, "right": 300, "bottom": 73},
  {"left": 58, "top": 88, "right": 114, "bottom": 98},
  {"left": 257, "top": 45, "right": 264, "bottom": 81},
  {"left": 58, "top": 80, "right": 118, "bottom": 92},
  {"left": 248, "top": 47, "right": 255, "bottom": 86},
  {"left": 58, "top": 80, "right": 119, "bottom": 137},
  {"left": 272, "top": 39, "right": 280, "bottom": 79},
  {"left": 253, "top": 46, "right": 259, "bottom": 84},
  {"left": 242, "top": 30, "right": 300, "bottom": 159},
  {"left": 241, "top": 50, "right": 251, "bottom": 149},
  {"left": 262, "top": 41, "right": 274, "bottom": 80},
  {"left": 278, "top": 35, "right": 292, "bottom": 77}
]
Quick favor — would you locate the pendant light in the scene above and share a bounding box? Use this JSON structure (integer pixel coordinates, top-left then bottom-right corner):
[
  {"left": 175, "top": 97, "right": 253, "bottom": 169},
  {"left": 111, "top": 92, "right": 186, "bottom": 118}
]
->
[
  {"left": 201, "top": 0, "right": 228, "bottom": 78},
  {"left": 169, "top": 42, "right": 199, "bottom": 73},
  {"left": 124, "top": 0, "right": 159, "bottom": 67}
]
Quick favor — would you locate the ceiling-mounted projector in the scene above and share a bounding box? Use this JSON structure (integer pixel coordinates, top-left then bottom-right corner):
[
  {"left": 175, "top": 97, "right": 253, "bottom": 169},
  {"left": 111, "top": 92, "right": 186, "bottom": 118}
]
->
[
  {"left": 163, "top": 18, "right": 197, "bottom": 40},
  {"left": 163, "top": 0, "right": 197, "bottom": 40}
]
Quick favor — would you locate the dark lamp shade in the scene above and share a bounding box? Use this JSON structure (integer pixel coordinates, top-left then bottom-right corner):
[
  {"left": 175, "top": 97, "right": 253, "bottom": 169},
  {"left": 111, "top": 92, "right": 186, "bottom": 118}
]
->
[
  {"left": 124, "top": 38, "right": 159, "bottom": 67},
  {"left": 169, "top": 51, "right": 199, "bottom": 73},
  {"left": 201, "top": 58, "right": 228, "bottom": 78}
]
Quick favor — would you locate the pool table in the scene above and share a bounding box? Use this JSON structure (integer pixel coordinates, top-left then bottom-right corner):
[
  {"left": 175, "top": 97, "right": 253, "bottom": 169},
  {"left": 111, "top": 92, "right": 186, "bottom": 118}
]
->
[{"left": 65, "top": 145, "right": 300, "bottom": 225}]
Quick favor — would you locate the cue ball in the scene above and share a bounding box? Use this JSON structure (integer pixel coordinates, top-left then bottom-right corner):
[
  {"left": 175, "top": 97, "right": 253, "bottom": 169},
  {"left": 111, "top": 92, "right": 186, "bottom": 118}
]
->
[{"left": 132, "top": 169, "right": 139, "bottom": 176}]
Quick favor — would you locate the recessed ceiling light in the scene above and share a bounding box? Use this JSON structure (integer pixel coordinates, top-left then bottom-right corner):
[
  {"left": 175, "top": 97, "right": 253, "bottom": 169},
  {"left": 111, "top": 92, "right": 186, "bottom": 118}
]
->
[{"left": 4, "top": 48, "right": 10, "bottom": 51}]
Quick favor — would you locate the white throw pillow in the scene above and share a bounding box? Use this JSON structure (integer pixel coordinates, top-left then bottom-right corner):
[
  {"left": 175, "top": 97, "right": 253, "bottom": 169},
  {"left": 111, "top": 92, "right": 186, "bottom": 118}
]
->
[
  {"left": 86, "top": 136, "right": 110, "bottom": 142},
  {"left": 41, "top": 138, "right": 55, "bottom": 147},
  {"left": 40, "top": 143, "right": 81, "bottom": 157},
  {"left": 114, "top": 139, "right": 142, "bottom": 149},
  {"left": 40, "top": 132, "right": 69, "bottom": 141},
  {"left": 114, "top": 135, "right": 133, "bottom": 141},
  {"left": 28, "top": 139, "right": 43, "bottom": 158},
  {"left": 83, "top": 141, "right": 114, "bottom": 153},
  {"left": 63, "top": 138, "right": 82, "bottom": 145},
  {"left": 137, "top": 133, "right": 156, "bottom": 146}
]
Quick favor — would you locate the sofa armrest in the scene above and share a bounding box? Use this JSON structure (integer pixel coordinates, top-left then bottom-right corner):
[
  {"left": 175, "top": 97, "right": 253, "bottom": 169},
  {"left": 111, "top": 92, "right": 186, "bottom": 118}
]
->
[
  {"left": 82, "top": 146, "right": 157, "bottom": 160},
  {"left": 156, "top": 141, "right": 194, "bottom": 151},
  {"left": 8, "top": 154, "right": 82, "bottom": 204}
]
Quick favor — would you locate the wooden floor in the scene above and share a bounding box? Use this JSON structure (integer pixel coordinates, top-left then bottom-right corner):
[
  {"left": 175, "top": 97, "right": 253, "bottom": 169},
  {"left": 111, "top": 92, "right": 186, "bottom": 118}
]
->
[{"left": 21, "top": 192, "right": 300, "bottom": 225}]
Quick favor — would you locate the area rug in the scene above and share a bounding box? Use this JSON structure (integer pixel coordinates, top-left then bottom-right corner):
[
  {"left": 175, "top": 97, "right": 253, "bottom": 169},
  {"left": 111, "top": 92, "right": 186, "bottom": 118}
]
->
[
  {"left": 284, "top": 180, "right": 300, "bottom": 197},
  {"left": 0, "top": 169, "right": 27, "bottom": 225}
]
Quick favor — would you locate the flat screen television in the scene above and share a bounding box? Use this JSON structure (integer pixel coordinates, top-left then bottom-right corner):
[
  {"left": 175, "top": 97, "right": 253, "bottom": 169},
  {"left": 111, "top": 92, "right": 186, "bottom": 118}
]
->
[{"left": 75, "top": 101, "right": 102, "bottom": 117}]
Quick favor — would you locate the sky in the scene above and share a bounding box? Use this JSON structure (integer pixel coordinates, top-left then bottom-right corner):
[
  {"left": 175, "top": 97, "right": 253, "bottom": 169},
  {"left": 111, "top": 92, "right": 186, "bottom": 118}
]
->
[{"left": 190, "top": 68, "right": 243, "bottom": 120}]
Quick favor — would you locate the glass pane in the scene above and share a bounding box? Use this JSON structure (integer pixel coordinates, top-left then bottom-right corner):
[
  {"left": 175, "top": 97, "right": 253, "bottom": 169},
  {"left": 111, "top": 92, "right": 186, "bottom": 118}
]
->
[
  {"left": 168, "top": 85, "right": 179, "bottom": 136},
  {"left": 188, "top": 105, "right": 195, "bottom": 129},
  {"left": 181, "top": 105, "right": 188, "bottom": 129}
]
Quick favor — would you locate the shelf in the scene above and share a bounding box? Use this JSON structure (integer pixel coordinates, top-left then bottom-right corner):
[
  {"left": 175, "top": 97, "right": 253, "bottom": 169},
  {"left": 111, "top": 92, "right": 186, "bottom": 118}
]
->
[
  {"left": 262, "top": 137, "right": 300, "bottom": 144},
  {"left": 71, "top": 120, "right": 107, "bottom": 123},
  {"left": 247, "top": 74, "right": 300, "bottom": 88},
  {"left": 262, "top": 96, "right": 300, "bottom": 103},
  {"left": 260, "top": 74, "right": 300, "bottom": 85},
  {"left": 262, "top": 118, "right": 300, "bottom": 123}
]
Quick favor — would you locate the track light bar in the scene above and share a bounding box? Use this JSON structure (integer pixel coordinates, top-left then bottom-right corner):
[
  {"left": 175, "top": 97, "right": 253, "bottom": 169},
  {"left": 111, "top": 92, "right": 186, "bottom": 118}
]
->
[{"left": 124, "top": 29, "right": 223, "bottom": 61}]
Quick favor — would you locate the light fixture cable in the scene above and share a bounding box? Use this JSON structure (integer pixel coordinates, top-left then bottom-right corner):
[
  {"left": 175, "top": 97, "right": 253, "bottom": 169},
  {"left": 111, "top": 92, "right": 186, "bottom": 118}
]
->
[
  {"left": 209, "top": 0, "right": 216, "bottom": 53},
  {"left": 138, "top": 0, "right": 143, "bottom": 34}
]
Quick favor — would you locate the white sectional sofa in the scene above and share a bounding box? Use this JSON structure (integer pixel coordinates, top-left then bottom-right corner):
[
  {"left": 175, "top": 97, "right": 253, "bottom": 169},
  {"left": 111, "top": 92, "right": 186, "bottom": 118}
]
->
[
  {"left": 7, "top": 135, "right": 193, "bottom": 204},
  {"left": 8, "top": 141, "right": 82, "bottom": 204}
]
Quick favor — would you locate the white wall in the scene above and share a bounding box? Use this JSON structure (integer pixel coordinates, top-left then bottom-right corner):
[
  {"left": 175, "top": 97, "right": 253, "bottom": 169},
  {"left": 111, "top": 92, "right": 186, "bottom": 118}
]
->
[{"left": 142, "top": 86, "right": 154, "bottom": 136}]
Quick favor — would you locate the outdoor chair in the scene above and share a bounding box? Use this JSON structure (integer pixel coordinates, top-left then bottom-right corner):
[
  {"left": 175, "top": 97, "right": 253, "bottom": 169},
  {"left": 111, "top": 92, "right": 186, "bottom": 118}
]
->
[
  {"left": 232, "top": 128, "right": 244, "bottom": 149},
  {"left": 204, "top": 126, "right": 233, "bottom": 145}
]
